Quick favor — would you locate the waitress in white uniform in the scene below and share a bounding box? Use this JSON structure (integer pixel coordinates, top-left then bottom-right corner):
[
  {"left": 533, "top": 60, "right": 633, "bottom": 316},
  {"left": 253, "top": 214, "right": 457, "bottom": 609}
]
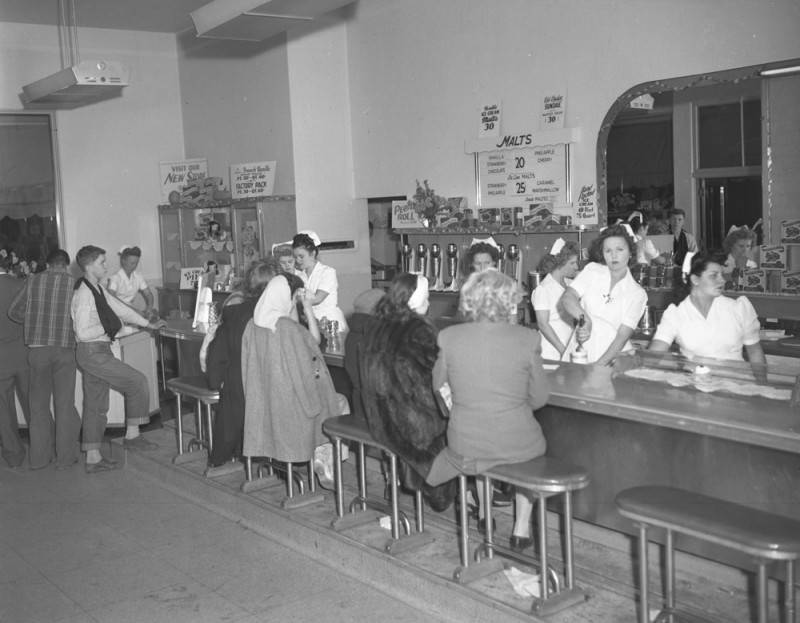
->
[
  {"left": 559, "top": 224, "right": 647, "bottom": 365},
  {"left": 648, "top": 251, "right": 765, "bottom": 363},
  {"left": 292, "top": 230, "right": 348, "bottom": 331},
  {"left": 532, "top": 238, "right": 580, "bottom": 360}
]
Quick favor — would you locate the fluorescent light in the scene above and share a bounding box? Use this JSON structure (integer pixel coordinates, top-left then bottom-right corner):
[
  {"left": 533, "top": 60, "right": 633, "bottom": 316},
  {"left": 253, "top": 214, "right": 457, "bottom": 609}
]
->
[
  {"left": 760, "top": 65, "right": 800, "bottom": 77},
  {"left": 190, "top": 0, "right": 354, "bottom": 41}
]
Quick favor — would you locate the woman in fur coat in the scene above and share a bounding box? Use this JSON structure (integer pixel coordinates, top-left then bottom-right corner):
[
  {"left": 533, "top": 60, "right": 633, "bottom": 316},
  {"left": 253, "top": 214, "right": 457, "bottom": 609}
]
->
[{"left": 359, "top": 273, "right": 456, "bottom": 512}]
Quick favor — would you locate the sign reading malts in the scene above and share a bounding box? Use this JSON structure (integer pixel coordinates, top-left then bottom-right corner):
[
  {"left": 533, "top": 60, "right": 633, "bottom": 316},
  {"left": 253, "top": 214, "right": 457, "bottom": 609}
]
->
[
  {"left": 159, "top": 158, "right": 207, "bottom": 201},
  {"left": 230, "top": 161, "right": 277, "bottom": 199},
  {"left": 478, "top": 138, "right": 569, "bottom": 209},
  {"left": 478, "top": 102, "right": 501, "bottom": 138}
]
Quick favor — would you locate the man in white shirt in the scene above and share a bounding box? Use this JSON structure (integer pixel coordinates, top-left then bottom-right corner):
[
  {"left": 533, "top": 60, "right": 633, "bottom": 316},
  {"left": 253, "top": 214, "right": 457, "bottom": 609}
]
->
[{"left": 71, "top": 245, "right": 164, "bottom": 473}]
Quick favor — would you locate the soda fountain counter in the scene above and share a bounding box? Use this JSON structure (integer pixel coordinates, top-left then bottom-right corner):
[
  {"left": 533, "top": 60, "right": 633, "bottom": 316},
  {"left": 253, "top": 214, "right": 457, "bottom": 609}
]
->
[{"left": 537, "top": 353, "right": 800, "bottom": 577}]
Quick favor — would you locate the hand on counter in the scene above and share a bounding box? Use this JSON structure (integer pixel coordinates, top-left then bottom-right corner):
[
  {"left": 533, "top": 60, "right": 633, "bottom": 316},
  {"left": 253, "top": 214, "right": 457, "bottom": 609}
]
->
[{"left": 147, "top": 319, "right": 167, "bottom": 331}]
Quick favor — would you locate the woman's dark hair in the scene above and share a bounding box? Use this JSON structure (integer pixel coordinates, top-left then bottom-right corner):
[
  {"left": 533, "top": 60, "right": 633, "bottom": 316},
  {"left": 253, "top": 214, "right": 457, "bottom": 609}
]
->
[
  {"left": 537, "top": 240, "right": 580, "bottom": 276},
  {"left": 465, "top": 242, "right": 500, "bottom": 272},
  {"left": 675, "top": 251, "right": 727, "bottom": 301},
  {"left": 242, "top": 257, "right": 278, "bottom": 299},
  {"left": 119, "top": 246, "right": 141, "bottom": 259},
  {"left": 588, "top": 224, "right": 637, "bottom": 266},
  {"left": 628, "top": 216, "right": 645, "bottom": 234},
  {"left": 283, "top": 272, "right": 310, "bottom": 328},
  {"left": 374, "top": 272, "right": 419, "bottom": 321},
  {"left": 292, "top": 233, "right": 318, "bottom": 257}
]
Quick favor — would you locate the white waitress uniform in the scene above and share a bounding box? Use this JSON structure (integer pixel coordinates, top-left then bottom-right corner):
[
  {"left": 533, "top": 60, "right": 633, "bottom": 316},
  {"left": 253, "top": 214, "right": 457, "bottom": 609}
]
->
[
  {"left": 568, "top": 262, "right": 647, "bottom": 363},
  {"left": 107, "top": 269, "right": 149, "bottom": 305},
  {"left": 298, "top": 261, "right": 348, "bottom": 330},
  {"left": 532, "top": 273, "right": 574, "bottom": 361},
  {"left": 652, "top": 295, "right": 760, "bottom": 361}
]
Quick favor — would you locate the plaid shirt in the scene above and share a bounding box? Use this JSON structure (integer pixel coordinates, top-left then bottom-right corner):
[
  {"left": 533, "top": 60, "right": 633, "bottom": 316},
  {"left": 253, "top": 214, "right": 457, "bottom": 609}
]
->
[{"left": 9, "top": 268, "right": 76, "bottom": 348}]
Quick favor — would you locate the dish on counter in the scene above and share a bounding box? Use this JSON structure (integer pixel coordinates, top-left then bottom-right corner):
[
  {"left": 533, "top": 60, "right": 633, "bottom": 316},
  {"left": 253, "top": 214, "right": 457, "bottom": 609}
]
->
[{"left": 759, "top": 329, "right": 787, "bottom": 341}]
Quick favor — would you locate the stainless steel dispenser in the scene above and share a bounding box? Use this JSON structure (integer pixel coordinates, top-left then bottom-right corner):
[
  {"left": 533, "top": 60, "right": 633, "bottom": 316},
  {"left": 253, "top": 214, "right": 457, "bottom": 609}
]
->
[
  {"left": 401, "top": 242, "right": 413, "bottom": 273},
  {"left": 415, "top": 243, "right": 428, "bottom": 279}
]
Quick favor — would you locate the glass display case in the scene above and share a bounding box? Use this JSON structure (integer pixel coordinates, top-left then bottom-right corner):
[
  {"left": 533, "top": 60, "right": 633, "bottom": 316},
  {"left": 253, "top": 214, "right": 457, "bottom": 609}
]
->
[
  {"left": 158, "top": 196, "right": 296, "bottom": 288},
  {"left": 157, "top": 197, "right": 296, "bottom": 317}
]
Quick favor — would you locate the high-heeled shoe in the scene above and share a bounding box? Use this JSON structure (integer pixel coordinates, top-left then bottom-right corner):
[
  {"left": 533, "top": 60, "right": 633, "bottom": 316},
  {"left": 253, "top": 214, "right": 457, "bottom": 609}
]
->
[{"left": 509, "top": 535, "right": 534, "bottom": 552}]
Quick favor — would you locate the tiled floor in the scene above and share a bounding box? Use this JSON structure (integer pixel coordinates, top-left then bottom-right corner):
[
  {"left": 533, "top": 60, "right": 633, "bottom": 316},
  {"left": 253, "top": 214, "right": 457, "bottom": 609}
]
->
[{"left": 0, "top": 452, "right": 444, "bottom": 623}]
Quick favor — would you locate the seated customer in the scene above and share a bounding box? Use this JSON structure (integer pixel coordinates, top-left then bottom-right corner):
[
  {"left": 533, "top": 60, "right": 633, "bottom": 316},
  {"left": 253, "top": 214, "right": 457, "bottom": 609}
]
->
[
  {"left": 359, "top": 273, "right": 457, "bottom": 512},
  {"left": 427, "top": 270, "right": 549, "bottom": 552},
  {"left": 243, "top": 274, "right": 342, "bottom": 487},
  {"left": 649, "top": 251, "right": 766, "bottom": 365},
  {"left": 343, "top": 288, "right": 384, "bottom": 421},
  {"left": 205, "top": 259, "right": 277, "bottom": 467}
]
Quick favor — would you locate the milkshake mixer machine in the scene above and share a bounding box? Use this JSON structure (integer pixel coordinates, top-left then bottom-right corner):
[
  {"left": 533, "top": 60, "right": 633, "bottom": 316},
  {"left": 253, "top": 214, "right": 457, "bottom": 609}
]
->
[
  {"left": 496, "top": 243, "right": 505, "bottom": 275},
  {"left": 415, "top": 243, "right": 428, "bottom": 279},
  {"left": 430, "top": 243, "right": 445, "bottom": 290},
  {"left": 445, "top": 243, "right": 461, "bottom": 291},
  {"left": 400, "top": 242, "right": 414, "bottom": 273},
  {"left": 506, "top": 243, "right": 524, "bottom": 285}
]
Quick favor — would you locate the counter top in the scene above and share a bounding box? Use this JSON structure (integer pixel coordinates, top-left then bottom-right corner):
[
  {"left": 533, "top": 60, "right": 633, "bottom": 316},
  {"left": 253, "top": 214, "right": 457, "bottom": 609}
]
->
[
  {"left": 159, "top": 319, "right": 206, "bottom": 342},
  {"left": 545, "top": 362, "right": 800, "bottom": 455}
]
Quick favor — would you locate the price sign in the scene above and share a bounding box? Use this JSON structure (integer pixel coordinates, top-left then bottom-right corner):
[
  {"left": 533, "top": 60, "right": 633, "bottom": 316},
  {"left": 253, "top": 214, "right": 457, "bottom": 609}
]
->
[
  {"left": 230, "top": 161, "right": 276, "bottom": 199},
  {"left": 478, "top": 144, "right": 568, "bottom": 208},
  {"left": 478, "top": 102, "right": 501, "bottom": 138},
  {"left": 540, "top": 93, "right": 565, "bottom": 129}
]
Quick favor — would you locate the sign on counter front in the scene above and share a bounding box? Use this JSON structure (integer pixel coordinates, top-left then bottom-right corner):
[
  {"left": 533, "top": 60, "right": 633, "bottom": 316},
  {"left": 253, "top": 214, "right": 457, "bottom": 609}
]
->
[
  {"left": 478, "top": 142, "right": 569, "bottom": 209},
  {"left": 230, "top": 161, "right": 277, "bottom": 199}
]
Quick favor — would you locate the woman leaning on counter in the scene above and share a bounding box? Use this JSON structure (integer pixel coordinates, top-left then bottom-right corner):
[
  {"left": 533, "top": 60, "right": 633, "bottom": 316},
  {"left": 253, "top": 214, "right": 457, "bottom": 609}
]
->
[
  {"left": 648, "top": 251, "right": 766, "bottom": 364},
  {"left": 292, "top": 230, "right": 348, "bottom": 331},
  {"left": 559, "top": 224, "right": 647, "bottom": 365}
]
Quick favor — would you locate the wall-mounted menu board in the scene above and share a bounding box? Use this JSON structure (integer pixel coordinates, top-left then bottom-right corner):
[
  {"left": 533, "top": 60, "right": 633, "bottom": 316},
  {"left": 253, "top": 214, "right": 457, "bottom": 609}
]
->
[{"left": 478, "top": 144, "right": 569, "bottom": 208}]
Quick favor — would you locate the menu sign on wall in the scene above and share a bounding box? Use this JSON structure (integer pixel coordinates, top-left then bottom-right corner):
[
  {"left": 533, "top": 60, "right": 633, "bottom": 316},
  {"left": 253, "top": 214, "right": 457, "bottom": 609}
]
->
[
  {"left": 478, "top": 141, "right": 569, "bottom": 209},
  {"left": 230, "top": 160, "right": 277, "bottom": 199},
  {"left": 478, "top": 102, "right": 501, "bottom": 138}
]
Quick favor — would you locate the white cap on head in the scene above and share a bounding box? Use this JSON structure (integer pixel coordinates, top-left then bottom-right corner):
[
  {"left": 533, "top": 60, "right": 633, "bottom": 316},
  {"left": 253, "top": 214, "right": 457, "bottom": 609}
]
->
[
  {"left": 407, "top": 275, "right": 430, "bottom": 313},
  {"left": 549, "top": 238, "right": 566, "bottom": 256},
  {"left": 297, "top": 230, "right": 321, "bottom": 247},
  {"left": 469, "top": 236, "right": 500, "bottom": 250}
]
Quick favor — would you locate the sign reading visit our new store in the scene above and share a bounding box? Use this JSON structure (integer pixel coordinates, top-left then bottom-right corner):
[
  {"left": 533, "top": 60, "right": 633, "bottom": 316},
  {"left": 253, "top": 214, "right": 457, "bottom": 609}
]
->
[
  {"left": 159, "top": 158, "right": 208, "bottom": 201},
  {"left": 230, "top": 161, "right": 277, "bottom": 199}
]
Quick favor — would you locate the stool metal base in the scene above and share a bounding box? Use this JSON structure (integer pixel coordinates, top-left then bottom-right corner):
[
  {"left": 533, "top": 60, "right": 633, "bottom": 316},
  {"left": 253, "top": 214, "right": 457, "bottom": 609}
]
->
[
  {"left": 281, "top": 491, "right": 326, "bottom": 510},
  {"left": 173, "top": 448, "right": 206, "bottom": 465},
  {"left": 204, "top": 461, "right": 243, "bottom": 479}
]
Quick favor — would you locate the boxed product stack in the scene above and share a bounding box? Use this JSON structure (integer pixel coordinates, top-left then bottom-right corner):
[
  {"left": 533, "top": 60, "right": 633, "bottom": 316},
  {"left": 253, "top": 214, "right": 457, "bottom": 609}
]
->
[{"left": 779, "top": 220, "right": 800, "bottom": 294}]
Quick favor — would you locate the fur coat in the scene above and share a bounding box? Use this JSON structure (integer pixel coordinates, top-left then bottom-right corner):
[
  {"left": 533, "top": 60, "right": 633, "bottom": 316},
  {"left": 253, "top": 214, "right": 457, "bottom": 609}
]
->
[{"left": 359, "top": 314, "right": 456, "bottom": 511}]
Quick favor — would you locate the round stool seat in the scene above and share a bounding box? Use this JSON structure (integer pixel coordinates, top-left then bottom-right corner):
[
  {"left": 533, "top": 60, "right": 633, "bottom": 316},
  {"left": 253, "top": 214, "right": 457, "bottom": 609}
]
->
[
  {"left": 166, "top": 375, "right": 219, "bottom": 403},
  {"left": 484, "top": 456, "right": 589, "bottom": 494}
]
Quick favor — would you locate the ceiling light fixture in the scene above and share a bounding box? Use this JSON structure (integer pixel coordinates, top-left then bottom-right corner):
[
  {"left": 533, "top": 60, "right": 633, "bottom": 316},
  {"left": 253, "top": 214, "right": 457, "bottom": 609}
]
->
[
  {"left": 760, "top": 65, "right": 800, "bottom": 77},
  {"left": 21, "top": 0, "right": 129, "bottom": 108},
  {"left": 190, "top": 0, "right": 355, "bottom": 42}
]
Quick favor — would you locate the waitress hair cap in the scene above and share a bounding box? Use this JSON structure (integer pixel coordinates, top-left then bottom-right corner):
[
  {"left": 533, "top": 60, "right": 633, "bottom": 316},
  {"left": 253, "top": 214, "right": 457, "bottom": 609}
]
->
[
  {"left": 297, "top": 230, "right": 322, "bottom": 247},
  {"left": 469, "top": 236, "right": 500, "bottom": 250}
]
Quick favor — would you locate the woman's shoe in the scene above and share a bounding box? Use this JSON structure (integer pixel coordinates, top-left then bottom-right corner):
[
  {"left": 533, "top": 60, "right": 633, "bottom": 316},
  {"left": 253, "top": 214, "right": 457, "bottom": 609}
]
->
[{"left": 509, "top": 535, "right": 534, "bottom": 552}]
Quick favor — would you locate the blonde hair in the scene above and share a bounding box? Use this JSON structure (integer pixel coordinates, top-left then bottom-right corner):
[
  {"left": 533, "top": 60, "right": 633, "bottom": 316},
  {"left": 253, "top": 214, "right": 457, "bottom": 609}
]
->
[{"left": 459, "top": 270, "right": 521, "bottom": 323}]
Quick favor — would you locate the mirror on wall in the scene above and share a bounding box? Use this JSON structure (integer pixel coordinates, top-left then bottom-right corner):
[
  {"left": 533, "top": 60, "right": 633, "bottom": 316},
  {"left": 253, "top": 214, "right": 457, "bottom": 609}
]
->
[
  {"left": 597, "top": 58, "right": 800, "bottom": 256},
  {"left": 0, "top": 112, "right": 62, "bottom": 275}
]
